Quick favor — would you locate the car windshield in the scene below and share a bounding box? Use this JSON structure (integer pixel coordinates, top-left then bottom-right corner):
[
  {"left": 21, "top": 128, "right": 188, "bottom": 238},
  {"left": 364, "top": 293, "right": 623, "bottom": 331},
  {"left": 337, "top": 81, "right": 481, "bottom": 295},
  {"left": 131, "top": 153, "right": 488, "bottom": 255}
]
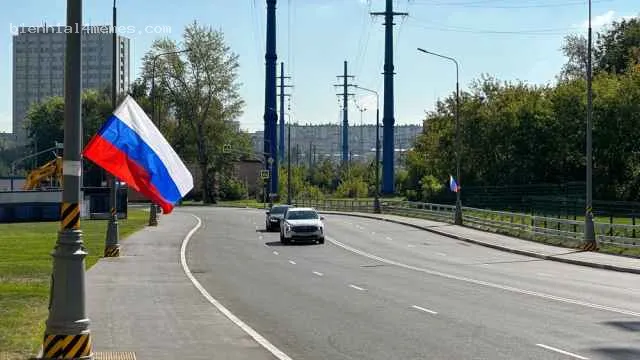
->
[
  {"left": 270, "top": 206, "right": 289, "bottom": 214},
  {"left": 286, "top": 210, "right": 319, "bottom": 220}
]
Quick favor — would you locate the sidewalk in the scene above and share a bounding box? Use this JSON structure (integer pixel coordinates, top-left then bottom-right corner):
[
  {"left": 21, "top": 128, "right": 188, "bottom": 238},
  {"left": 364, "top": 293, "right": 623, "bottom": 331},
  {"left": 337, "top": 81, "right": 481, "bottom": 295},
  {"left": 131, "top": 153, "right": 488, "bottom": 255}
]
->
[
  {"left": 86, "top": 211, "right": 276, "bottom": 360},
  {"left": 322, "top": 210, "right": 640, "bottom": 275}
]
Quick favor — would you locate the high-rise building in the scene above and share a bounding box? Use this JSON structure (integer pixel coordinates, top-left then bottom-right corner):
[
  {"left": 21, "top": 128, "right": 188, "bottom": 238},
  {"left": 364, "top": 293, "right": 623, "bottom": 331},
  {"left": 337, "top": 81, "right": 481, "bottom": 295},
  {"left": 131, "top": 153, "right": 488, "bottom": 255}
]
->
[{"left": 12, "top": 25, "right": 130, "bottom": 145}]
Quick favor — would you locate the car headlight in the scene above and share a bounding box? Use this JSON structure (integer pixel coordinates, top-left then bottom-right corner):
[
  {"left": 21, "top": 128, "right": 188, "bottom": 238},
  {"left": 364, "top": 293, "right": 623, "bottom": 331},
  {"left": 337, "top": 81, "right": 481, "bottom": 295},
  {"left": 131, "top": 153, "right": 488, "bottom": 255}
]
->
[{"left": 285, "top": 224, "right": 291, "bottom": 231}]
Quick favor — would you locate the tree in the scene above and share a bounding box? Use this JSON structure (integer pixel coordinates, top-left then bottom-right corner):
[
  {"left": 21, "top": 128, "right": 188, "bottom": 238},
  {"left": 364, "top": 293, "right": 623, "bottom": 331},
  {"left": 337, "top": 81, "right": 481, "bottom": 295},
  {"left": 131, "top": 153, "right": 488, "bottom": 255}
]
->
[
  {"left": 558, "top": 34, "right": 588, "bottom": 81},
  {"left": 308, "top": 159, "right": 337, "bottom": 191},
  {"left": 595, "top": 17, "right": 640, "bottom": 74},
  {"left": 24, "top": 89, "right": 115, "bottom": 186},
  {"left": 141, "top": 22, "right": 244, "bottom": 203}
]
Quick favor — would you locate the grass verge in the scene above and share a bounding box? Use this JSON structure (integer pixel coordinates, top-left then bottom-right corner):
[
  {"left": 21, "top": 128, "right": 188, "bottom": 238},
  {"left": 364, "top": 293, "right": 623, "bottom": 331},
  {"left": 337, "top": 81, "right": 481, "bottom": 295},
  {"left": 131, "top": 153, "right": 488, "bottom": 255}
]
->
[
  {"left": 0, "top": 209, "right": 148, "bottom": 360},
  {"left": 387, "top": 207, "right": 640, "bottom": 258}
]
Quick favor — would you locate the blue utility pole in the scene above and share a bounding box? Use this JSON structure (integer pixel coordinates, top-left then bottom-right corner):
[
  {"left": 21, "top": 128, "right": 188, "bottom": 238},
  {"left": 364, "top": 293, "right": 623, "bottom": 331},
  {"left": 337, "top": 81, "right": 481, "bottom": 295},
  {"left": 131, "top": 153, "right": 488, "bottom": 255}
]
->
[
  {"left": 342, "top": 61, "right": 349, "bottom": 164},
  {"left": 278, "top": 62, "right": 291, "bottom": 162},
  {"left": 264, "top": 0, "right": 278, "bottom": 199},
  {"left": 279, "top": 62, "right": 285, "bottom": 162},
  {"left": 372, "top": 0, "right": 407, "bottom": 195},
  {"left": 335, "top": 61, "right": 354, "bottom": 167}
]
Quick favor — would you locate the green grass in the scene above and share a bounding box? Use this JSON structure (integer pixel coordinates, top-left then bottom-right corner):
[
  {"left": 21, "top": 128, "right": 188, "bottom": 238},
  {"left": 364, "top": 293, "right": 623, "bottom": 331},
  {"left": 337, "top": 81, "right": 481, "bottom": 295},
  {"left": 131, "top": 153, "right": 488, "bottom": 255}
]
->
[
  {"left": 427, "top": 209, "right": 640, "bottom": 257},
  {"left": 0, "top": 209, "right": 148, "bottom": 360}
]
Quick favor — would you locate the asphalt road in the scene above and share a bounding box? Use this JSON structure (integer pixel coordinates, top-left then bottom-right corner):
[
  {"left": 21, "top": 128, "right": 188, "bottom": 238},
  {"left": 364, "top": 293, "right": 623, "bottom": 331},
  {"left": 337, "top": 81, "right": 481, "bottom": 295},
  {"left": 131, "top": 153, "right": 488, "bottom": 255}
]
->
[{"left": 185, "top": 207, "right": 640, "bottom": 360}]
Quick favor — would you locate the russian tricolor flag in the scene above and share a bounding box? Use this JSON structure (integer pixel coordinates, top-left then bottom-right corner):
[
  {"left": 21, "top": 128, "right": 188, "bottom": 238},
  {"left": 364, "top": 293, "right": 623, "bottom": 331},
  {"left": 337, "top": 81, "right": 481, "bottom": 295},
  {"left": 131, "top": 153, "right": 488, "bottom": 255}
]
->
[
  {"left": 449, "top": 175, "right": 460, "bottom": 193},
  {"left": 83, "top": 95, "right": 193, "bottom": 214}
]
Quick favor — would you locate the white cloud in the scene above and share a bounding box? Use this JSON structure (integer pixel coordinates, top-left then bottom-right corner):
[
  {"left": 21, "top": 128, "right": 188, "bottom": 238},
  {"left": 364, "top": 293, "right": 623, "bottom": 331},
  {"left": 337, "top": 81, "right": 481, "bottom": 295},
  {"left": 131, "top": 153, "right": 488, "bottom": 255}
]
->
[{"left": 579, "top": 10, "right": 636, "bottom": 29}]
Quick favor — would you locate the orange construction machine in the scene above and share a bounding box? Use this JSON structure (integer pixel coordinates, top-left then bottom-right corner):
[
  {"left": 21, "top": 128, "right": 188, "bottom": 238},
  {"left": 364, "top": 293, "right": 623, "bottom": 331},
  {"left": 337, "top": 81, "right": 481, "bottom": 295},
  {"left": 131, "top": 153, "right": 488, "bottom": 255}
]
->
[{"left": 23, "top": 156, "right": 63, "bottom": 190}]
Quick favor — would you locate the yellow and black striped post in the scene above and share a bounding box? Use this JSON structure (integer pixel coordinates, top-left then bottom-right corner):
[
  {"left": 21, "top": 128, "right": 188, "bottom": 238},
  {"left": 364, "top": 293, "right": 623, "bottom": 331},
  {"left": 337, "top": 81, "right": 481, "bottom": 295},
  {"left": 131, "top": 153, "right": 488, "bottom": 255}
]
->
[
  {"left": 581, "top": 205, "right": 599, "bottom": 251},
  {"left": 61, "top": 203, "right": 81, "bottom": 231},
  {"left": 148, "top": 203, "right": 159, "bottom": 226},
  {"left": 580, "top": 240, "right": 600, "bottom": 252},
  {"left": 104, "top": 206, "right": 120, "bottom": 258},
  {"left": 41, "top": 1, "right": 93, "bottom": 359},
  {"left": 42, "top": 333, "right": 92, "bottom": 359}
]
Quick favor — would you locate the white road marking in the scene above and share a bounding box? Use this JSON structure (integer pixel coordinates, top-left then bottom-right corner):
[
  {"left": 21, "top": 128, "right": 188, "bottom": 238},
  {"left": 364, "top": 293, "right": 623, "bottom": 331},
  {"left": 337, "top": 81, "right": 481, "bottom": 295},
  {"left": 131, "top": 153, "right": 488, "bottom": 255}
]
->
[
  {"left": 408, "top": 244, "right": 416, "bottom": 248},
  {"left": 371, "top": 231, "right": 376, "bottom": 235},
  {"left": 326, "top": 236, "right": 640, "bottom": 318},
  {"left": 411, "top": 305, "right": 438, "bottom": 315},
  {"left": 258, "top": 235, "right": 264, "bottom": 240},
  {"left": 536, "top": 344, "right": 588, "bottom": 359},
  {"left": 273, "top": 251, "right": 279, "bottom": 255},
  {"left": 436, "top": 252, "right": 447, "bottom": 257},
  {"left": 313, "top": 271, "right": 324, "bottom": 277},
  {"left": 537, "top": 273, "right": 551, "bottom": 277},
  {"left": 289, "top": 260, "right": 297, "bottom": 265},
  {"left": 386, "top": 236, "right": 393, "bottom": 241},
  {"left": 349, "top": 284, "right": 366, "bottom": 291},
  {"left": 180, "top": 214, "right": 294, "bottom": 360}
]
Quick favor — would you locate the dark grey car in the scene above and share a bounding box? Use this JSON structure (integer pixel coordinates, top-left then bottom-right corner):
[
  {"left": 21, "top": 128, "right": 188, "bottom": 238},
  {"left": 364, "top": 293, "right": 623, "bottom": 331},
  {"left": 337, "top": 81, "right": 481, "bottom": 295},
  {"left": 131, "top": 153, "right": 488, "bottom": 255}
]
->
[{"left": 265, "top": 205, "right": 294, "bottom": 231}]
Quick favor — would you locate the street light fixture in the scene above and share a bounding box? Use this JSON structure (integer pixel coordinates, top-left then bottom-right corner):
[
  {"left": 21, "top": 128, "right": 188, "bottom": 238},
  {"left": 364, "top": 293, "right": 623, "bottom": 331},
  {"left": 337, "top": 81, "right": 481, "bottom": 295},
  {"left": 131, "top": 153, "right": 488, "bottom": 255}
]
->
[
  {"left": 417, "top": 47, "right": 463, "bottom": 225},
  {"left": 352, "top": 85, "right": 381, "bottom": 214}
]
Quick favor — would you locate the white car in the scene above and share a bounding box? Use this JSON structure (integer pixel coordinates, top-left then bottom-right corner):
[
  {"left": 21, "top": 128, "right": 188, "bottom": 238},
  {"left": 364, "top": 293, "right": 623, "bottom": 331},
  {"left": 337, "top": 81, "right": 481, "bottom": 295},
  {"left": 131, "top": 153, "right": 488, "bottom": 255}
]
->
[{"left": 280, "top": 207, "right": 325, "bottom": 245}]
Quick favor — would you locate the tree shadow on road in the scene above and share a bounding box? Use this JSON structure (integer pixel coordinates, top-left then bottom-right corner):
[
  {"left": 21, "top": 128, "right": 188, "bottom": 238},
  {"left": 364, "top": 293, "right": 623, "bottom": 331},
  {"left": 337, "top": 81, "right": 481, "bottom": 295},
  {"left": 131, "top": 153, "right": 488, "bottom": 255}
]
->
[
  {"left": 590, "top": 348, "right": 640, "bottom": 360},
  {"left": 601, "top": 321, "right": 640, "bottom": 332}
]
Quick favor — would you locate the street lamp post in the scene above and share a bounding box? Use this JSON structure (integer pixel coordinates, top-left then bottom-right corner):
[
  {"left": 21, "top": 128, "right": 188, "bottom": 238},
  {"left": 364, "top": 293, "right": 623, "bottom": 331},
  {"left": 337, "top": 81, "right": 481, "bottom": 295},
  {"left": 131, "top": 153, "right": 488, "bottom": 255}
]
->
[
  {"left": 284, "top": 113, "right": 293, "bottom": 205},
  {"left": 41, "top": 0, "right": 93, "bottom": 358},
  {"left": 353, "top": 85, "right": 381, "bottom": 214},
  {"left": 147, "top": 47, "right": 192, "bottom": 226},
  {"left": 104, "top": 0, "right": 120, "bottom": 257},
  {"left": 417, "top": 48, "right": 463, "bottom": 225},
  {"left": 584, "top": 0, "right": 596, "bottom": 246}
]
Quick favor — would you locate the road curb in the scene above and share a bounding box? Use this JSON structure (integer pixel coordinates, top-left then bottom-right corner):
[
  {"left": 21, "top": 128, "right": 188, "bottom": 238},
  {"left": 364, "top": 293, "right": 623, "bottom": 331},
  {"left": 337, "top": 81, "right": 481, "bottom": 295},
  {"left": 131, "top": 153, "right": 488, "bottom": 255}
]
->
[{"left": 322, "top": 210, "right": 640, "bottom": 275}]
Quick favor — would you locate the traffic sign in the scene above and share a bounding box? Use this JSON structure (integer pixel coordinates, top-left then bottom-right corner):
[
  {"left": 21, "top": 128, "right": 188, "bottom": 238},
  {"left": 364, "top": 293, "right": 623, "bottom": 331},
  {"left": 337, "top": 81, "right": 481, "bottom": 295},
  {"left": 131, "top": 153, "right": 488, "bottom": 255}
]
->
[{"left": 260, "top": 170, "right": 270, "bottom": 179}]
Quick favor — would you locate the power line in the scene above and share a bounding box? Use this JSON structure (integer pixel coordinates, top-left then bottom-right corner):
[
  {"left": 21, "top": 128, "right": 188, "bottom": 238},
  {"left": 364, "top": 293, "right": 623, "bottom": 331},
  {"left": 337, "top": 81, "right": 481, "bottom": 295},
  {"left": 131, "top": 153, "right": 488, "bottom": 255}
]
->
[
  {"left": 406, "top": 16, "right": 573, "bottom": 36},
  {"left": 354, "top": 4, "right": 374, "bottom": 79},
  {"left": 287, "top": 0, "right": 293, "bottom": 78},
  {"left": 410, "top": 0, "right": 613, "bottom": 8}
]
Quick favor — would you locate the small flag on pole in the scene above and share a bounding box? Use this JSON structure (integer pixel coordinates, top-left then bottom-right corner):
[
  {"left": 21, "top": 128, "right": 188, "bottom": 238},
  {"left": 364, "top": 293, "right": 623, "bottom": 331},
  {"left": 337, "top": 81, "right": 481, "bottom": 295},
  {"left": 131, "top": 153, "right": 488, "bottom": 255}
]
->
[
  {"left": 449, "top": 175, "right": 460, "bottom": 193},
  {"left": 82, "top": 95, "right": 193, "bottom": 214}
]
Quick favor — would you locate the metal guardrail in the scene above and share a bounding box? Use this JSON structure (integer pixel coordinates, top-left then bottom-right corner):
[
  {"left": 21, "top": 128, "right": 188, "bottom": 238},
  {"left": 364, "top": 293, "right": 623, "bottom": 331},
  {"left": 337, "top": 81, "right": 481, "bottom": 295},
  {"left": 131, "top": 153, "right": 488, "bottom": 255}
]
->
[{"left": 293, "top": 199, "right": 640, "bottom": 248}]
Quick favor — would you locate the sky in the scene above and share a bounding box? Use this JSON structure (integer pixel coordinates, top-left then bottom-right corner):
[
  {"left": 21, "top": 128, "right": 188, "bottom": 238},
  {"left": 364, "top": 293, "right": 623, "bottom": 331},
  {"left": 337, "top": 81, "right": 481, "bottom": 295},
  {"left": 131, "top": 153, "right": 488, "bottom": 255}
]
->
[{"left": 1, "top": 0, "right": 637, "bottom": 134}]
